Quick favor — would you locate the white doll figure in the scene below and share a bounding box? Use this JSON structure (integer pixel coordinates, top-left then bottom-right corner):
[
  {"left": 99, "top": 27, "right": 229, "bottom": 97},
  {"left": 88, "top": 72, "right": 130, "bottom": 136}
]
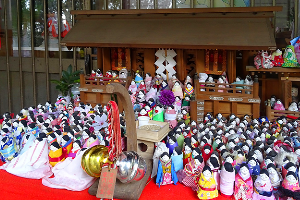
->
[
  {"left": 173, "top": 96, "right": 182, "bottom": 115},
  {"left": 244, "top": 75, "right": 253, "bottom": 94},
  {"left": 151, "top": 142, "right": 169, "bottom": 178},
  {"left": 144, "top": 73, "right": 153, "bottom": 92},
  {"left": 138, "top": 108, "right": 150, "bottom": 128},
  {"left": 184, "top": 75, "right": 193, "bottom": 88},
  {"left": 267, "top": 163, "right": 282, "bottom": 192},
  {"left": 172, "top": 81, "right": 183, "bottom": 99},
  {"left": 199, "top": 73, "right": 208, "bottom": 91},
  {"left": 206, "top": 75, "right": 215, "bottom": 91},
  {"left": 288, "top": 102, "right": 298, "bottom": 112},
  {"left": 119, "top": 68, "right": 127, "bottom": 79},
  {"left": 217, "top": 77, "right": 225, "bottom": 93},
  {"left": 128, "top": 80, "right": 137, "bottom": 94}
]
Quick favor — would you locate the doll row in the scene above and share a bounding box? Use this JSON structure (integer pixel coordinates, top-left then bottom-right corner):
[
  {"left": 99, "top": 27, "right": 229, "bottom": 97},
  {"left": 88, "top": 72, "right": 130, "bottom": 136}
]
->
[
  {"left": 267, "top": 95, "right": 300, "bottom": 112},
  {"left": 0, "top": 98, "right": 125, "bottom": 191},
  {"left": 152, "top": 112, "right": 300, "bottom": 199}
]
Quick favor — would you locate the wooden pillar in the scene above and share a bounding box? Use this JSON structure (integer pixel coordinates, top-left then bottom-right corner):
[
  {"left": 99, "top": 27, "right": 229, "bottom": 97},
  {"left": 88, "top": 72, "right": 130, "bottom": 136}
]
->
[
  {"left": 125, "top": 48, "right": 131, "bottom": 72},
  {"left": 232, "top": 102, "right": 237, "bottom": 116},
  {"left": 190, "top": 100, "right": 197, "bottom": 123},
  {"left": 253, "top": 82, "right": 259, "bottom": 98},
  {"left": 227, "top": 50, "right": 236, "bottom": 83},
  {"left": 242, "top": 50, "right": 250, "bottom": 78},
  {"left": 176, "top": 49, "right": 185, "bottom": 81},
  {"left": 196, "top": 49, "right": 205, "bottom": 74},
  {"left": 266, "top": 103, "right": 272, "bottom": 121},
  {"left": 131, "top": 49, "right": 137, "bottom": 72},
  {"left": 97, "top": 48, "right": 103, "bottom": 70},
  {"left": 102, "top": 48, "right": 111, "bottom": 74},
  {"left": 213, "top": 101, "right": 219, "bottom": 116},
  {"left": 144, "top": 49, "right": 156, "bottom": 76}
]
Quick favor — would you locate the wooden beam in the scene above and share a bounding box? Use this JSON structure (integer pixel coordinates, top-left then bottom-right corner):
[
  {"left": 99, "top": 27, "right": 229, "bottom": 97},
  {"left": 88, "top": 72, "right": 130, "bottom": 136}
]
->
[
  {"left": 227, "top": 50, "right": 236, "bottom": 83},
  {"left": 144, "top": 49, "right": 156, "bottom": 77},
  {"left": 102, "top": 48, "right": 111, "bottom": 74},
  {"left": 131, "top": 49, "right": 137, "bottom": 72},
  {"left": 196, "top": 49, "right": 205, "bottom": 74},
  {"left": 71, "top": 6, "right": 283, "bottom": 15},
  {"left": 176, "top": 49, "right": 185, "bottom": 81},
  {"left": 97, "top": 47, "right": 103, "bottom": 70}
]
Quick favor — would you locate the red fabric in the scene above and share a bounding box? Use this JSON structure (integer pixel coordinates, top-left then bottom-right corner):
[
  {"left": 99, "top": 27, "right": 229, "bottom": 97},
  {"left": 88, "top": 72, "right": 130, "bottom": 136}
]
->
[{"left": 201, "top": 143, "right": 213, "bottom": 163}]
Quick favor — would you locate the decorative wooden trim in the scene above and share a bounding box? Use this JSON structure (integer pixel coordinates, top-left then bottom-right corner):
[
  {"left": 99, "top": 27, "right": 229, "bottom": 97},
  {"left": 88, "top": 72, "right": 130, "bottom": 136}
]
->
[
  {"left": 228, "top": 98, "right": 243, "bottom": 102},
  {"left": 71, "top": 6, "right": 283, "bottom": 15}
]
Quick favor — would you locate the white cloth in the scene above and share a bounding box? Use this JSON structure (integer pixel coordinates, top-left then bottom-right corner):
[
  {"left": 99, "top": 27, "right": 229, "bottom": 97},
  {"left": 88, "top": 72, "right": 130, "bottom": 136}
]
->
[
  {"left": 220, "top": 168, "right": 235, "bottom": 196},
  {"left": 42, "top": 150, "right": 96, "bottom": 191},
  {"left": 1, "top": 138, "right": 52, "bottom": 179}
]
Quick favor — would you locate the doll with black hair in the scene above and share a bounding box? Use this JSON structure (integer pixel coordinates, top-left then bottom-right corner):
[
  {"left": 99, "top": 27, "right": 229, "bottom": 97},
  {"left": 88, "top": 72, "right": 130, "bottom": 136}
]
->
[
  {"left": 207, "top": 156, "right": 220, "bottom": 190},
  {"left": 280, "top": 171, "right": 300, "bottom": 200},
  {"left": 248, "top": 156, "right": 261, "bottom": 181},
  {"left": 178, "top": 155, "right": 204, "bottom": 191},
  {"left": 166, "top": 135, "right": 178, "bottom": 156},
  {"left": 234, "top": 163, "right": 253, "bottom": 200},
  {"left": 175, "top": 129, "right": 184, "bottom": 149},
  {"left": 212, "top": 137, "right": 222, "bottom": 151},
  {"left": 191, "top": 134, "right": 199, "bottom": 148},
  {"left": 252, "top": 169, "right": 275, "bottom": 200},
  {"left": 61, "top": 135, "right": 73, "bottom": 157},
  {"left": 197, "top": 165, "right": 218, "bottom": 199},
  {"left": 183, "top": 138, "right": 193, "bottom": 167},
  {"left": 201, "top": 143, "right": 213, "bottom": 163},
  {"left": 156, "top": 152, "right": 178, "bottom": 187},
  {"left": 267, "top": 163, "right": 282, "bottom": 193},
  {"left": 171, "top": 146, "right": 183, "bottom": 172},
  {"left": 68, "top": 140, "right": 82, "bottom": 159},
  {"left": 283, "top": 162, "right": 298, "bottom": 180},
  {"left": 49, "top": 141, "right": 65, "bottom": 167},
  {"left": 220, "top": 162, "right": 235, "bottom": 197}
]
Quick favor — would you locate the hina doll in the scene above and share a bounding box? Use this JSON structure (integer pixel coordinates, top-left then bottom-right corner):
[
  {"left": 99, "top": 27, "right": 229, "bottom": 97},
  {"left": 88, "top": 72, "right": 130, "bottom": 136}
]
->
[
  {"left": 182, "top": 96, "right": 191, "bottom": 112},
  {"left": 217, "top": 77, "right": 225, "bottom": 93},
  {"left": 134, "top": 71, "right": 143, "bottom": 87},
  {"left": 206, "top": 76, "right": 215, "bottom": 91},
  {"left": 153, "top": 105, "right": 164, "bottom": 122},
  {"left": 247, "top": 157, "right": 261, "bottom": 179},
  {"left": 197, "top": 166, "right": 218, "bottom": 199},
  {"left": 267, "top": 163, "right": 282, "bottom": 192},
  {"left": 61, "top": 135, "right": 73, "bottom": 157},
  {"left": 164, "top": 105, "right": 177, "bottom": 128},
  {"left": 166, "top": 136, "right": 178, "bottom": 156},
  {"left": 244, "top": 75, "right": 253, "bottom": 94},
  {"left": 184, "top": 75, "right": 193, "bottom": 88},
  {"left": 0, "top": 136, "right": 18, "bottom": 162},
  {"left": 288, "top": 102, "right": 299, "bottom": 112},
  {"left": 146, "top": 87, "right": 157, "bottom": 102},
  {"left": 207, "top": 156, "right": 221, "bottom": 190},
  {"left": 199, "top": 73, "right": 208, "bottom": 91},
  {"left": 191, "top": 135, "right": 199, "bottom": 148},
  {"left": 128, "top": 80, "right": 137, "bottom": 94},
  {"left": 184, "top": 82, "right": 194, "bottom": 99},
  {"left": 172, "top": 81, "right": 183, "bottom": 99},
  {"left": 201, "top": 143, "right": 213, "bottom": 163},
  {"left": 282, "top": 45, "right": 300, "bottom": 68},
  {"left": 175, "top": 130, "right": 184, "bottom": 149},
  {"left": 220, "top": 162, "right": 235, "bottom": 197},
  {"left": 181, "top": 108, "right": 190, "bottom": 125},
  {"left": 119, "top": 68, "right": 127, "bottom": 79},
  {"left": 68, "top": 140, "right": 82, "bottom": 159},
  {"left": 136, "top": 90, "right": 146, "bottom": 106},
  {"left": 171, "top": 146, "right": 183, "bottom": 172},
  {"left": 271, "top": 49, "right": 284, "bottom": 67},
  {"left": 252, "top": 169, "right": 275, "bottom": 200},
  {"left": 173, "top": 96, "right": 182, "bottom": 115},
  {"left": 83, "top": 135, "right": 100, "bottom": 149},
  {"left": 156, "top": 152, "right": 178, "bottom": 187},
  {"left": 183, "top": 138, "right": 193, "bottom": 167},
  {"left": 280, "top": 171, "right": 300, "bottom": 200},
  {"left": 151, "top": 142, "right": 169, "bottom": 178},
  {"left": 144, "top": 73, "right": 152, "bottom": 92},
  {"left": 178, "top": 155, "right": 204, "bottom": 191},
  {"left": 159, "top": 80, "right": 170, "bottom": 94},
  {"left": 144, "top": 104, "right": 153, "bottom": 120},
  {"left": 2, "top": 135, "right": 52, "bottom": 179},
  {"left": 234, "top": 163, "right": 253, "bottom": 200},
  {"left": 49, "top": 141, "right": 65, "bottom": 167},
  {"left": 137, "top": 81, "right": 147, "bottom": 94}
]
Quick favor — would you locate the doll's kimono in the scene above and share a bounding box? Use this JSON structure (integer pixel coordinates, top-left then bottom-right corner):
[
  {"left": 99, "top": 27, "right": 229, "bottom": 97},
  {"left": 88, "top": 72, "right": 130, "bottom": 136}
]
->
[
  {"left": 179, "top": 158, "right": 204, "bottom": 191},
  {"left": 176, "top": 134, "right": 185, "bottom": 149},
  {"left": 165, "top": 109, "right": 177, "bottom": 129},
  {"left": 156, "top": 157, "right": 178, "bottom": 187},
  {"left": 144, "top": 76, "right": 153, "bottom": 92},
  {"left": 83, "top": 138, "right": 100, "bottom": 149},
  {"left": 173, "top": 99, "right": 182, "bottom": 114},
  {"left": 49, "top": 147, "right": 65, "bottom": 167},
  {"left": 234, "top": 173, "right": 253, "bottom": 200},
  {"left": 182, "top": 99, "right": 190, "bottom": 112},
  {"left": 249, "top": 163, "right": 261, "bottom": 176},
  {"left": 128, "top": 83, "right": 137, "bottom": 94},
  {"left": 62, "top": 140, "right": 73, "bottom": 158},
  {"left": 153, "top": 110, "right": 164, "bottom": 122},
  {"left": 220, "top": 167, "right": 235, "bottom": 197},
  {"left": 197, "top": 172, "right": 218, "bottom": 199},
  {"left": 252, "top": 176, "right": 275, "bottom": 200},
  {"left": 273, "top": 101, "right": 285, "bottom": 111},
  {"left": 281, "top": 176, "right": 300, "bottom": 198},
  {"left": 183, "top": 113, "right": 190, "bottom": 125},
  {"left": 42, "top": 150, "right": 96, "bottom": 191},
  {"left": 1, "top": 138, "right": 52, "bottom": 179},
  {"left": 183, "top": 151, "right": 192, "bottom": 167},
  {"left": 171, "top": 154, "right": 183, "bottom": 172},
  {"left": 172, "top": 85, "right": 183, "bottom": 99},
  {"left": 166, "top": 141, "right": 178, "bottom": 156},
  {"left": 184, "top": 86, "right": 194, "bottom": 98},
  {"left": 201, "top": 143, "right": 213, "bottom": 163},
  {"left": 0, "top": 137, "right": 19, "bottom": 162}
]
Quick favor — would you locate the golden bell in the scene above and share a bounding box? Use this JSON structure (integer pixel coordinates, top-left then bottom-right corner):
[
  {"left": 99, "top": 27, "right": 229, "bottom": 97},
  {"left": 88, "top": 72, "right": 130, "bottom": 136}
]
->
[{"left": 81, "top": 145, "right": 113, "bottom": 177}]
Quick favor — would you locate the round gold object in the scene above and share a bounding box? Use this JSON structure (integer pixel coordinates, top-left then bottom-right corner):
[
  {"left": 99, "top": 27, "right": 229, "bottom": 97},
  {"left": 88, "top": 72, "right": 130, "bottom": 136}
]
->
[{"left": 81, "top": 145, "right": 113, "bottom": 177}]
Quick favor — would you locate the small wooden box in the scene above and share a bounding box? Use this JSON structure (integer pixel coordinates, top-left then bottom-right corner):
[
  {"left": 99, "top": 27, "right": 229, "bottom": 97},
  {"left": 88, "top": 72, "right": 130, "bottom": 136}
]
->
[{"left": 135, "top": 120, "right": 170, "bottom": 159}]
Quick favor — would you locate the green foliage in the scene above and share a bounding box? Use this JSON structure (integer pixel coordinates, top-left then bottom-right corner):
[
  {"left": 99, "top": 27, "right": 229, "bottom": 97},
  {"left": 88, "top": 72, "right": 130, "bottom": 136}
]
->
[{"left": 50, "top": 65, "right": 81, "bottom": 96}]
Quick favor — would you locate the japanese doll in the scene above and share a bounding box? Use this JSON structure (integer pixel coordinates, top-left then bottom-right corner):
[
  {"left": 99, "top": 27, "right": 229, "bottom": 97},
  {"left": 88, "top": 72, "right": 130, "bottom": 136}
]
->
[
  {"left": 217, "top": 77, "right": 226, "bottom": 93},
  {"left": 128, "top": 80, "right": 138, "bottom": 94},
  {"left": 61, "top": 135, "right": 73, "bottom": 157},
  {"left": 0, "top": 136, "right": 18, "bottom": 162},
  {"left": 166, "top": 135, "right": 178, "bottom": 156},
  {"left": 153, "top": 105, "right": 164, "bottom": 122},
  {"left": 183, "top": 138, "right": 193, "bottom": 167},
  {"left": 273, "top": 99, "right": 285, "bottom": 111},
  {"left": 282, "top": 45, "right": 300, "bottom": 68},
  {"left": 49, "top": 141, "right": 65, "bottom": 167},
  {"left": 207, "top": 156, "right": 221, "bottom": 190},
  {"left": 172, "top": 81, "right": 183, "bottom": 99},
  {"left": 83, "top": 135, "right": 100, "bottom": 149},
  {"left": 234, "top": 163, "right": 253, "bottom": 200},
  {"left": 173, "top": 96, "right": 182, "bottom": 115},
  {"left": 220, "top": 162, "right": 235, "bottom": 197},
  {"left": 184, "top": 75, "right": 193, "bottom": 88},
  {"left": 271, "top": 49, "right": 284, "bottom": 67},
  {"left": 171, "top": 146, "right": 183, "bottom": 172},
  {"left": 137, "top": 81, "right": 147, "bottom": 94},
  {"left": 267, "top": 163, "right": 282, "bottom": 193},
  {"left": 156, "top": 152, "right": 178, "bottom": 187},
  {"left": 182, "top": 96, "right": 191, "bottom": 112},
  {"left": 201, "top": 143, "right": 213, "bottom": 163},
  {"left": 164, "top": 105, "right": 177, "bottom": 129},
  {"left": 198, "top": 73, "right": 208, "bottom": 92},
  {"left": 134, "top": 71, "right": 143, "bottom": 87},
  {"left": 280, "top": 171, "right": 300, "bottom": 199},
  {"left": 184, "top": 82, "right": 194, "bottom": 99},
  {"left": 177, "top": 155, "right": 204, "bottom": 191},
  {"left": 252, "top": 169, "right": 275, "bottom": 200},
  {"left": 197, "top": 165, "right": 218, "bottom": 199},
  {"left": 144, "top": 73, "right": 152, "bottom": 92},
  {"left": 181, "top": 108, "right": 190, "bottom": 125},
  {"left": 68, "top": 140, "right": 82, "bottom": 159}
]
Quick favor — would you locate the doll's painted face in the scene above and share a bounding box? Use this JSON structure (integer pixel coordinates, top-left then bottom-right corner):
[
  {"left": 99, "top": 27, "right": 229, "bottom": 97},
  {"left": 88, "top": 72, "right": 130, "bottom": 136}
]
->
[
  {"left": 286, "top": 174, "right": 298, "bottom": 184},
  {"left": 186, "top": 83, "right": 192, "bottom": 89},
  {"left": 260, "top": 173, "right": 269, "bottom": 181},
  {"left": 228, "top": 141, "right": 235, "bottom": 149},
  {"left": 288, "top": 166, "right": 297, "bottom": 173},
  {"left": 185, "top": 145, "right": 191, "bottom": 152},
  {"left": 242, "top": 145, "right": 249, "bottom": 153},
  {"left": 203, "top": 169, "right": 212, "bottom": 179},
  {"left": 248, "top": 159, "right": 256, "bottom": 167},
  {"left": 168, "top": 138, "right": 175, "bottom": 145},
  {"left": 246, "top": 139, "right": 252, "bottom": 147},
  {"left": 296, "top": 149, "right": 300, "bottom": 156},
  {"left": 194, "top": 158, "right": 201, "bottom": 166},
  {"left": 225, "top": 156, "right": 233, "bottom": 163},
  {"left": 204, "top": 148, "right": 210, "bottom": 154},
  {"left": 215, "top": 139, "right": 221, "bottom": 145},
  {"left": 50, "top": 144, "right": 59, "bottom": 151},
  {"left": 192, "top": 149, "right": 199, "bottom": 157},
  {"left": 161, "top": 155, "right": 169, "bottom": 162},
  {"left": 174, "top": 81, "right": 180, "bottom": 87},
  {"left": 240, "top": 166, "right": 250, "bottom": 176},
  {"left": 131, "top": 80, "right": 135, "bottom": 85},
  {"left": 267, "top": 167, "right": 277, "bottom": 175}
]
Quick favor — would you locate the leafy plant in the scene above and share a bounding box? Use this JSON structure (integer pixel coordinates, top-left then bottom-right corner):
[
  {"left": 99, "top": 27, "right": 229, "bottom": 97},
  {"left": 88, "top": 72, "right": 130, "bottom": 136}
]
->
[{"left": 51, "top": 65, "right": 81, "bottom": 96}]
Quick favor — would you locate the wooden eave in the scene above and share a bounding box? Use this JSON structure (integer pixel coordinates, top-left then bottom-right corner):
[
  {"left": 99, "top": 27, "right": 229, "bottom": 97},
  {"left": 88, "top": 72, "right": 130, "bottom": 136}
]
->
[{"left": 61, "top": 6, "right": 282, "bottom": 50}]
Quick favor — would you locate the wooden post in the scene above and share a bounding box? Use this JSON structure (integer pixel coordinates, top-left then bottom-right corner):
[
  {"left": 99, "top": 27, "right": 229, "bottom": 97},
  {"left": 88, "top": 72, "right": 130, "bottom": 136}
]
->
[
  {"left": 97, "top": 47, "right": 103, "bottom": 70},
  {"left": 190, "top": 100, "right": 197, "bottom": 123},
  {"left": 80, "top": 73, "right": 85, "bottom": 87},
  {"left": 266, "top": 101, "right": 272, "bottom": 121},
  {"left": 213, "top": 101, "right": 219, "bottom": 117},
  {"left": 227, "top": 50, "right": 236, "bottom": 83},
  {"left": 102, "top": 48, "right": 111, "bottom": 74},
  {"left": 131, "top": 49, "right": 137, "bottom": 72},
  {"left": 144, "top": 49, "right": 156, "bottom": 76},
  {"left": 253, "top": 75, "right": 259, "bottom": 98},
  {"left": 196, "top": 50, "right": 205, "bottom": 74},
  {"left": 176, "top": 49, "right": 185, "bottom": 81}
]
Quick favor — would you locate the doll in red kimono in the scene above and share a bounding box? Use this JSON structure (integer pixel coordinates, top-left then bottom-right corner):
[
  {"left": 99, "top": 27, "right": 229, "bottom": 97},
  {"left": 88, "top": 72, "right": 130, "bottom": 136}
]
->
[
  {"left": 201, "top": 143, "right": 213, "bottom": 163},
  {"left": 178, "top": 155, "right": 204, "bottom": 191},
  {"left": 164, "top": 105, "right": 177, "bottom": 129}
]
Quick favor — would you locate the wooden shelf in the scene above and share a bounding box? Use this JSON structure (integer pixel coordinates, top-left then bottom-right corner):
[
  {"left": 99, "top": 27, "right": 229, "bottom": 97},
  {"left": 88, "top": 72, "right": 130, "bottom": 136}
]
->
[{"left": 246, "top": 66, "right": 300, "bottom": 73}]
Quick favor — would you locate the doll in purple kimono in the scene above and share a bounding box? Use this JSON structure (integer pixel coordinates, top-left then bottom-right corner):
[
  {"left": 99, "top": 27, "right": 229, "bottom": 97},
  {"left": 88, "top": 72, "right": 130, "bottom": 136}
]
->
[
  {"left": 234, "top": 163, "right": 253, "bottom": 200},
  {"left": 178, "top": 155, "right": 204, "bottom": 191},
  {"left": 220, "top": 162, "right": 235, "bottom": 197},
  {"left": 166, "top": 135, "right": 178, "bottom": 156},
  {"left": 252, "top": 169, "right": 275, "bottom": 200},
  {"left": 156, "top": 152, "right": 178, "bottom": 187}
]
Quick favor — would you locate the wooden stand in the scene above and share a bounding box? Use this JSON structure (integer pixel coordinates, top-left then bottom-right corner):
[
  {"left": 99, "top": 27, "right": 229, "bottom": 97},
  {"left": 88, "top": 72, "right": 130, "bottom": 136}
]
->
[{"left": 266, "top": 104, "right": 300, "bottom": 122}]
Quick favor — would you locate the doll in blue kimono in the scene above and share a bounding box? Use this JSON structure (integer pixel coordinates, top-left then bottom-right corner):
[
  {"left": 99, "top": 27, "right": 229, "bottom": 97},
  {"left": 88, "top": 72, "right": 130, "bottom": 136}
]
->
[
  {"left": 156, "top": 152, "right": 178, "bottom": 187},
  {"left": 171, "top": 146, "right": 183, "bottom": 172},
  {"left": 166, "top": 135, "right": 178, "bottom": 156},
  {"left": 248, "top": 156, "right": 260, "bottom": 182}
]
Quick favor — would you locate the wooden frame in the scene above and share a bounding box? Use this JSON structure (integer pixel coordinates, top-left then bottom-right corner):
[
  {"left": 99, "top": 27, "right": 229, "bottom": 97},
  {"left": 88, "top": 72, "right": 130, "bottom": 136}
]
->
[
  {"left": 266, "top": 104, "right": 300, "bottom": 122},
  {"left": 205, "top": 49, "right": 226, "bottom": 75}
]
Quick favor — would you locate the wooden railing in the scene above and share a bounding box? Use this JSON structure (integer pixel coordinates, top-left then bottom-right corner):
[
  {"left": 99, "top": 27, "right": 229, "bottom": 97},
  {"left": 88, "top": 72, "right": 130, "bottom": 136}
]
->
[
  {"left": 195, "top": 77, "right": 259, "bottom": 100},
  {"left": 80, "top": 74, "right": 131, "bottom": 89},
  {"left": 266, "top": 104, "right": 300, "bottom": 122}
]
